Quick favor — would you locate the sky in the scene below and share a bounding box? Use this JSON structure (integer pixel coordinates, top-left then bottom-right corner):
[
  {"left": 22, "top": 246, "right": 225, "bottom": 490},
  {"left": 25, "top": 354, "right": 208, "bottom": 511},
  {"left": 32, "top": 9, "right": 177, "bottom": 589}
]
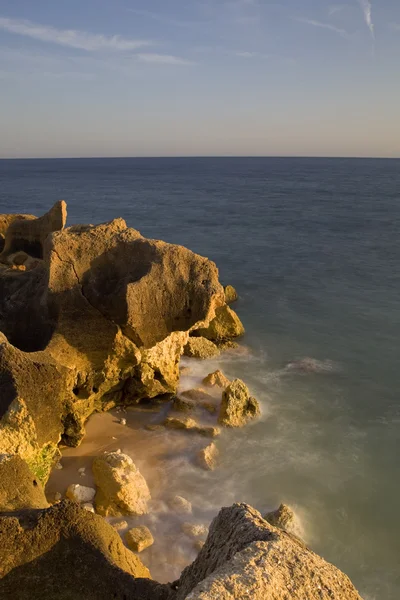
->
[{"left": 0, "top": 0, "right": 400, "bottom": 158}]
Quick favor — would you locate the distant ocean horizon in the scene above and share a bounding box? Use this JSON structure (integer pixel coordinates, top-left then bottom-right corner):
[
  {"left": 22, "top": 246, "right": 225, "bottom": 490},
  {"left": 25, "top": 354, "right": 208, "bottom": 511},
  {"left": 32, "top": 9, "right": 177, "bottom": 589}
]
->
[{"left": 1, "top": 156, "right": 399, "bottom": 599}]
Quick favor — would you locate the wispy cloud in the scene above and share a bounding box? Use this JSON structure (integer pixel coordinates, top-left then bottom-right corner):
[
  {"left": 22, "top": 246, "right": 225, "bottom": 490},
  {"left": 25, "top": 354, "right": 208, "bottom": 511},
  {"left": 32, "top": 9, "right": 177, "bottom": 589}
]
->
[
  {"left": 295, "top": 17, "right": 349, "bottom": 38},
  {"left": 235, "top": 50, "right": 268, "bottom": 58},
  {"left": 0, "top": 16, "right": 151, "bottom": 51},
  {"left": 136, "top": 53, "right": 194, "bottom": 66},
  {"left": 328, "top": 5, "right": 347, "bottom": 16},
  {"left": 357, "top": 0, "right": 374, "bottom": 39},
  {"left": 128, "top": 9, "right": 202, "bottom": 29}
]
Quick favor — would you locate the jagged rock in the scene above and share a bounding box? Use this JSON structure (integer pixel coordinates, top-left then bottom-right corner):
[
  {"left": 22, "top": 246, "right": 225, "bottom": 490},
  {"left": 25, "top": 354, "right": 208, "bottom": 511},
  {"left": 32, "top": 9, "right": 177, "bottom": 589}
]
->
[
  {"left": 164, "top": 416, "right": 198, "bottom": 430},
  {"left": 197, "top": 443, "right": 219, "bottom": 471},
  {"left": 168, "top": 495, "right": 192, "bottom": 515},
  {"left": 218, "top": 379, "right": 260, "bottom": 428},
  {"left": 176, "top": 503, "right": 362, "bottom": 600},
  {"left": 1, "top": 201, "right": 66, "bottom": 260},
  {"left": 224, "top": 285, "right": 238, "bottom": 304},
  {"left": 181, "top": 388, "right": 215, "bottom": 402},
  {"left": 183, "top": 337, "right": 220, "bottom": 360},
  {"left": 202, "top": 370, "right": 231, "bottom": 389},
  {"left": 264, "top": 503, "right": 298, "bottom": 535},
  {"left": 0, "top": 501, "right": 172, "bottom": 600},
  {"left": 172, "top": 396, "right": 196, "bottom": 412},
  {"left": 126, "top": 526, "right": 154, "bottom": 552},
  {"left": 66, "top": 484, "right": 96, "bottom": 504},
  {"left": 92, "top": 451, "right": 151, "bottom": 517},
  {"left": 0, "top": 213, "right": 36, "bottom": 241},
  {"left": 182, "top": 523, "right": 209, "bottom": 539},
  {"left": 0, "top": 202, "right": 225, "bottom": 475},
  {"left": 0, "top": 454, "right": 48, "bottom": 511},
  {"left": 193, "top": 305, "right": 245, "bottom": 342}
]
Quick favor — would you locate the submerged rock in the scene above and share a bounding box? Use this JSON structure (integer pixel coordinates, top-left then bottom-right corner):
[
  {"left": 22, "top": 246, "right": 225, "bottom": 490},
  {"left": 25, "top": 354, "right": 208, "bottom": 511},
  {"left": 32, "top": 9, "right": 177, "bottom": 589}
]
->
[
  {"left": 164, "top": 416, "right": 198, "bottom": 430},
  {"left": 172, "top": 396, "right": 196, "bottom": 413},
  {"left": 193, "top": 305, "right": 245, "bottom": 342},
  {"left": 218, "top": 379, "right": 260, "bottom": 427},
  {"left": 0, "top": 501, "right": 173, "bottom": 600},
  {"left": 126, "top": 526, "right": 154, "bottom": 553},
  {"left": 197, "top": 442, "right": 219, "bottom": 471},
  {"left": 92, "top": 451, "right": 151, "bottom": 517},
  {"left": 224, "top": 285, "right": 238, "bottom": 304},
  {"left": 176, "top": 503, "right": 362, "bottom": 600},
  {"left": 168, "top": 495, "right": 192, "bottom": 515},
  {"left": 0, "top": 454, "right": 48, "bottom": 511},
  {"left": 180, "top": 388, "right": 215, "bottom": 402},
  {"left": 182, "top": 522, "right": 209, "bottom": 539},
  {"left": 183, "top": 337, "right": 220, "bottom": 360},
  {"left": 202, "top": 370, "right": 231, "bottom": 389}
]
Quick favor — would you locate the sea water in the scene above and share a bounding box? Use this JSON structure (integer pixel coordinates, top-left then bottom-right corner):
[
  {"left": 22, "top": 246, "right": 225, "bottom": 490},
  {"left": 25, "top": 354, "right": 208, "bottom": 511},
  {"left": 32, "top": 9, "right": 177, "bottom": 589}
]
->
[{"left": 1, "top": 157, "right": 399, "bottom": 599}]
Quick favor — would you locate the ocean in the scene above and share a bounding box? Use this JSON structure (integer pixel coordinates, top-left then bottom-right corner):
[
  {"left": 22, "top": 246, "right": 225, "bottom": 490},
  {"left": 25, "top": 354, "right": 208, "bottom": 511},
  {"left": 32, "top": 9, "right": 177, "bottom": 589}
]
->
[{"left": 1, "top": 157, "right": 399, "bottom": 598}]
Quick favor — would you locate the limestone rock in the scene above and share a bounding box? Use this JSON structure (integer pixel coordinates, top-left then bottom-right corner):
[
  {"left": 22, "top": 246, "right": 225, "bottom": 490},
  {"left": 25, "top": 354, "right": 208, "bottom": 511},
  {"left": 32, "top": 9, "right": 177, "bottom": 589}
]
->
[
  {"left": 83, "top": 503, "right": 95, "bottom": 513},
  {"left": 197, "top": 443, "right": 219, "bottom": 471},
  {"left": 183, "top": 337, "right": 220, "bottom": 360},
  {"left": 0, "top": 454, "right": 48, "bottom": 511},
  {"left": 195, "top": 426, "right": 221, "bottom": 438},
  {"left": 193, "top": 305, "right": 245, "bottom": 342},
  {"left": 168, "top": 495, "right": 192, "bottom": 515},
  {"left": 66, "top": 484, "right": 96, "bottom": 504},
  {"left": 218, "top": 379, "right": 260, "bottom": 428},
  {"left": 112, "top": 520, "right": 129, "bottom": 531},
  {"left": 179, "top": 366, "right": 192, "bottom": 376},
  {"left": 126, "top": 526, "right": 154, "bottom": 552},
  {"left": 182, "top": 523, "right": 209, "bottom": 539},
  {"left": 172, "top": 396, "right": 196, "bottom": 412},
  {"left": 202, "top": 370, "right": 231, "bottom": 389},
  {"left": 1, "top": 201, "right": 66, "bottom": 260},
  {"left": 224, "top": 285, "right": 238, "bottom": 304},
  {"left": 164, "top": 416, "right": 198, "bottom": 430},
  {"left": 181, "top": 388, "right": 215, "bottom": 402},
  {"left": 0, "top": 501, "right": 173, "bottom": 600},
  {"left": 0, "top": 213, "right": 36, "bottom": 243},
  {"left": 176, "top": 503, "right": 362, "bottom": 600},
  {"left": 264, "top": 503, "right": 298, "bottom": 534},
  {"left": 92, "top": 451, "right": 151, "bottom": 517}
]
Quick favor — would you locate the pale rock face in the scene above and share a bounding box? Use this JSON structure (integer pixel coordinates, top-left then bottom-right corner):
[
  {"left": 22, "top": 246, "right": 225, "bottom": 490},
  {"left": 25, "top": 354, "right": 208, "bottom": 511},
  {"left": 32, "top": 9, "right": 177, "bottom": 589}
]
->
[
  {"left": 218, "top": 379, "right": 261, "bottom": 428},
  {"left": 197, "top": 443, "right": 219, "bottom": 471},
  {"left": 168, "top": 495, "right": 192, "bottom": 515},
  {"left": 176, "top": 503, "right": 363, "bottom": 600},
  {"left": 125, "top": 526, "right": 154, "bottom": 553},
  {"left": 92, "top": 451, "right": 151, "bottom": 517},
  {"left": 66, "top": 484, "right": 96, "bottom": 504}
]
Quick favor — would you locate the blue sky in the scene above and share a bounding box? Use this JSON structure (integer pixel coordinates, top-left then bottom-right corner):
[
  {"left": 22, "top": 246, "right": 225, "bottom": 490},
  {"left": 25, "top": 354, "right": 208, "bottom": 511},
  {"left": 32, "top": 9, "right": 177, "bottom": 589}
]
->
[{"left": 0, "top": 0, "right": 399, "bottom": 158}]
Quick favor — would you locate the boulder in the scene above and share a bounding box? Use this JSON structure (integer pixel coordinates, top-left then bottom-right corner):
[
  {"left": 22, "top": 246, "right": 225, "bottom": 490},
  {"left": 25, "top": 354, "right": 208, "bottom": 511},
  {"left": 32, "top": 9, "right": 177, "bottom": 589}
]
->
[
  {"left": 182, "top": 523, "right": 209, "bottom": 539},
  {"left": 224, "top": 285, "right": 238, "bottom": 304},
  {"left": 0, "top": 454, "right": 48, "bottom": 511},
  {"left": 180, "top": 388, "right": 215, "bottom": 402},
  {"left": 66, "top": 484, "right": 96, "bottom": 504},
  {"left": 126, "top": 526, "right": 154, "bottom": 552},
  {"left": 92, "top": 452, "right": 151, "bottom": 517},
  {"left": 168, "top": 495, "right": 192, "bottom": 515},
  {"left": 202, "top": 370, "right": 231, "bottom": 389},
  {"left": 0, "top": 201, "right": 66, "bottom": 260},
  {"left": 218, "top": 379, "right": 260, "bottom": 428},
  {"left": 176, "top": 503, "right": 362, "bottom": 600},
  {"left": 264, "top": 503, "right": 298, "bottom": 535},
  {"left": 0, "top": 501, "right": 172, "bottom": 600},
  {"left": 197, "top": 443, "right": 219, "bottom": 471},
  {"left": 164, "top": 416, "right": 198, "bottom": 430},
  {"left": 183, "top": 337, "right": 220, "bottom": 360},
  {"left": 193, "top": 305, "right": 245, "bottom": 342},
  {"left": 172, "top": 396, "right": 196, "bottom": 412}
]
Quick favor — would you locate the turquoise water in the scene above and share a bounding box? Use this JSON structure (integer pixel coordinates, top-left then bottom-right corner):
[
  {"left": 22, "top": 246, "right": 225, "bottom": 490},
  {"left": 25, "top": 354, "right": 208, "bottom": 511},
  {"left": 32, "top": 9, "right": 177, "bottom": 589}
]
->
[{"left": 1, "top": 157, "right": 399, "bottom": 598}]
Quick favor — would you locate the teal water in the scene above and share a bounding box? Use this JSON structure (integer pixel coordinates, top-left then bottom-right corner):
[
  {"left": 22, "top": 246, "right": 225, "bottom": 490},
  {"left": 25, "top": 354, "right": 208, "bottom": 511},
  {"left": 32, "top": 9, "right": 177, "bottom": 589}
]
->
[{"left": 1, "top": 157, "right": 399, "bottom": 598}]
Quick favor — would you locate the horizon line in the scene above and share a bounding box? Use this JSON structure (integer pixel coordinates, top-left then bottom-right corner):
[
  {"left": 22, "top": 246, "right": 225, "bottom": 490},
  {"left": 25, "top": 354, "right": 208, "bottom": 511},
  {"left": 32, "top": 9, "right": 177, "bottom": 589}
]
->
[{"left": 0, "top": 155, "right": 399, "bottom": 161}]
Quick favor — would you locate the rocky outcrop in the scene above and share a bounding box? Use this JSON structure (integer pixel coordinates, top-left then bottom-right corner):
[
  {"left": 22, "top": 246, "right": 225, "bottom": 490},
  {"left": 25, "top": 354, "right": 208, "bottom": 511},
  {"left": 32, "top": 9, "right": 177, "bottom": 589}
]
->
[
  {"left": 0, "top": 454, "right": 48, "bottom": 511},
  {"left": 0, "top": 202, "right": 225, "bottom": 479},
  {"left": 193, "top": 305, "right": 245, "bottom": 343},
  {"left": 176, "top": 503, "right": 362, "bottom": 600},
  {"left": 223, "top": 285, "right": 238, "bottom": 304},
  {"left": 218, "top": 379, "right": 260, "bottom": 427},
  {"left": 202, "top": 370, "right": 231, "bottom": 389},
  {"left": 92, "top": 451, "right": 151, "bottom": 517},
  {"left": 0, "top": 501, "right": 172, "bottom": 600}
]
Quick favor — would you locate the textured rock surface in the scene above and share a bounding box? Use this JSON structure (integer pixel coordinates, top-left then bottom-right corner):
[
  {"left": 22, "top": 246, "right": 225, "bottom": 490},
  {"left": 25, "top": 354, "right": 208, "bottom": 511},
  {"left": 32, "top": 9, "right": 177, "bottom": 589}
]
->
[
  {"left": 168, "top": 495, "right": 192, "bottom": 515},
  {"left": 183, "top": 337, "right": 220, "bottom": 359},
  {"left": 264, "top": 503, "right": 298, "bottom": 535},
  {"left": 181, "top": 388, "right": 215, "bottom": 402},
  {"left": 0, "top": 501, "right": 173, "bottom": 600},
  {"left": 197, "top": 443, "right": 219, "bottom": 471},
  {"left": 126, "top": 525, "right": 154, "bottom": 552},
  {"left": 218, "top": 379, "right": 260, "bottom": 427},
  {"left": 0, "top": 454, "right": 48, "bottom": 511},
  {"left": 93, "top": 451, "right": 151, "bottom": 517},
  {"left": 193, "top": 305, "right": 245, "bottom": 342},
  {"left": 182, "top": 523, "right": 209, "bottom": 539},
  {"left": 202, "top": 370, "right": 231, "bottom": 389},
  {"left": 0, "top": 202, "right": 225, "bottom": 478},
  {"left": 176, "top": 504, "right": 362, "bottom": 600}
]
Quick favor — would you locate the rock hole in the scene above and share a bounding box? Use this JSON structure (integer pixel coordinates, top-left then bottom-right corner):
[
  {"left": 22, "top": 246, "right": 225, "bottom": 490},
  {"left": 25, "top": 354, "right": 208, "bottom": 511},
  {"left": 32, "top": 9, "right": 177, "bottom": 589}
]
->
[
  {"left": 33, "top": 480, "right": 38, "bottom": 487},
  {"left": 92, "top": 386, "right": 99, "bottom": 394},
  {"left": 73, "top": 387, "right": 80, "bottom": 396}
]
